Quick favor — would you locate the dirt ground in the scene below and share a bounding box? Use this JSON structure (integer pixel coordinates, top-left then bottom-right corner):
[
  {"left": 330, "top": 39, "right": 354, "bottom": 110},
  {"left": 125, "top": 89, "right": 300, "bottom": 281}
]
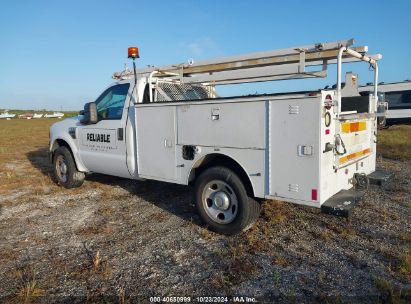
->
[{"left": 0, "top": 120, "right": 410, "bottom": 303}]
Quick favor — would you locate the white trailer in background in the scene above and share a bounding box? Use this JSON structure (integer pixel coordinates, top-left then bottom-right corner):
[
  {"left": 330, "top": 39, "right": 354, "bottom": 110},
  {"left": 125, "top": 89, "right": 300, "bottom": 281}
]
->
[
  {"left": 0, "top": 111, "right": 16, "bottom": 119},
  {"left": 360, "top": 81, "right": 411, "bottom": 126},
  {"left": 49, "top": 39, "right": 389, "bottom": 234},
  {"left": 45, "top": 112, "right": 65, "bottom": 119}
]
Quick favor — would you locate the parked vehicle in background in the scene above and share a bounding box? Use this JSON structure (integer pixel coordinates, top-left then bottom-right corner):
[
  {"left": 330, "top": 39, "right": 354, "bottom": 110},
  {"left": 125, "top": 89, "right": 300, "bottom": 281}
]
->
[
  {"left": 33, "top": 113, "right": 44, "bottom": 118},
  {"left": 49, "top": 39, "right": 389, "bottom": 234},
  {"left": 359, "top": 80, "right": 411, "bottom": 126},
  {"left": 0, "top": 111, "right": 16, "bottom": 119},
  {"left": 18, "top": 113, "right": 34, "bottom": 119},
  {"left": 45, "top": 112, "right": 65, "bottom": 119}
]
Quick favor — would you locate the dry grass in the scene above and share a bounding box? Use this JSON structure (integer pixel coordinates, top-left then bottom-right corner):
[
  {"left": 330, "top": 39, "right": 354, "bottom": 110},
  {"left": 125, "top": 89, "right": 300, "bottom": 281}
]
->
[
  {"left": 272, "top": 255, "right": 289, "bottom": 267},
  {"left": 0, "top": 119, "right": 53, "bottom": 163},
  {"left": 339, "top": 227, "right": 357, "bottom": 237},
  {"left": 0, "top": 119, "right": 57, "bottom": 196},
  {"left": 118, "top": 287, "right": 126, "bottom": 304},
  {"left": 78, "top": 245, "right": 113, "bottom": 279},
  {"left": 377, "top": 125, "right": 411, "bottom": 160},
  {"left": 208, "top": 237, "right": 260, "bottom": 289},
  {"left": 77, "top": 219, "right": 112, "bottom": 237},
  {"left": 209, "top": 255, "right": 259, "bottom": 289},
  {"left": 374, "top": 276, "right": 411, "bottom": 304},
  {"left": 317, "top": 229, "right": 332, "bottom": 241},
  {"left": 0, "top": 119, "right": 122, "bottom": 200},
  {"left": 398, "top": 245, "right": 411, "bottom": 279},
  {"left": 91, "top": 251, "right": 101, "bottom": 270},
  {"left": 378, "top": 242, "right": 411, "bottom": 283},
  {"left": 14, "top": 265, "right": 45, "bottom": 303},
  {"left": 260, "top": 200, "right": 289, "bottom": 225}
]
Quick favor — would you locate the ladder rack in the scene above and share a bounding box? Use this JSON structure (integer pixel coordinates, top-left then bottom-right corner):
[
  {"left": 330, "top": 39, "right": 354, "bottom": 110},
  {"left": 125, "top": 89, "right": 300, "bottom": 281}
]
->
[{"left": 113, "top": 38, "right": 381, "bottom": 86}]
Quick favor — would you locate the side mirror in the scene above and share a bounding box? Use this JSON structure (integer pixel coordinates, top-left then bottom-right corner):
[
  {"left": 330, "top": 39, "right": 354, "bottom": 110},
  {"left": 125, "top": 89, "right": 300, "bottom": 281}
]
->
[{"left": 80, "top": 102, "right": 98, "bottom": 124}]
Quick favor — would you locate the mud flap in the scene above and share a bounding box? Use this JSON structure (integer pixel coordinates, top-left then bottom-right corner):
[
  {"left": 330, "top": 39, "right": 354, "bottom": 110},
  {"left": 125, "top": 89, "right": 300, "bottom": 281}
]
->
[{"left": 321, "top": 190, "right": 364, "bottom": 217}]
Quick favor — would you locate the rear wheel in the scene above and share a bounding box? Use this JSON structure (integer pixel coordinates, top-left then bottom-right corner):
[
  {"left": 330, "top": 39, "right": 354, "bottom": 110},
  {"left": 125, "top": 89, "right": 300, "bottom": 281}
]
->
[
  {"left": 194, "top": 166, "right": 260, "bottom": 235},
  {"left": 53, "top": 146, "right": 85, "bottom": 188}
]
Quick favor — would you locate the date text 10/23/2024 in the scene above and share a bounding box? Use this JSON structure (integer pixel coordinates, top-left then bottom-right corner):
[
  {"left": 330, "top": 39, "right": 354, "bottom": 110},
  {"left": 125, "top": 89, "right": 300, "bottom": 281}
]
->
[{"left": 149, "top": 296, "right": 257, "bottom": 303}]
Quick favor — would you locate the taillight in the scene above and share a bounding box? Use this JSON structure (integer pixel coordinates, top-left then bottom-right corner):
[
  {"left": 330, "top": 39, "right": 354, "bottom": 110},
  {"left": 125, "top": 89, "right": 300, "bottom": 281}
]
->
[{"left": 311, "top": 189, "right": 318, "bottom": 201}]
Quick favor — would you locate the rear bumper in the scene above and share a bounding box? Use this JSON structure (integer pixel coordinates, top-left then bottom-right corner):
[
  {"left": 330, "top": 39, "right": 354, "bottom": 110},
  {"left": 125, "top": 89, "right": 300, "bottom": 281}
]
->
[
  {"left": 321, "top": 169, "right": 393, "bottom": 217},
  {"left": 368, "top": 170, "right": 394, "bottom": 186},
  {"left": 321, "top": 189, "right": 364, "bottom": 217}
]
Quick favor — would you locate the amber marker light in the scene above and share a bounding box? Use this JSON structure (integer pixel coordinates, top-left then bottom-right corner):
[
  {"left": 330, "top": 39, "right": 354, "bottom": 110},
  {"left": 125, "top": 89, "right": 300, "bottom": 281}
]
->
[{"left": 128, "top": 47, "right": 140, "bottom": 59}]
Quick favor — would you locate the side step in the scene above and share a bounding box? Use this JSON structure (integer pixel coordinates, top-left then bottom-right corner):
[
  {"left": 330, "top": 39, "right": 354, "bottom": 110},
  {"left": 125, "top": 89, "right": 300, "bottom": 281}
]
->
[
  {"left": 368, "top": 169, "right": 394, "bottom": 186},
  {"left": 321, "top": 190, "right": 364, "bottom": 217}
]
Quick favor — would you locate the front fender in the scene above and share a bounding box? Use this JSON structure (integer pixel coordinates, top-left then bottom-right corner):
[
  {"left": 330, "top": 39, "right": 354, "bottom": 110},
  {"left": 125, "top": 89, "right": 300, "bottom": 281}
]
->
[{"left": 50, "top": 135, "right": 89, "bottom": 172}]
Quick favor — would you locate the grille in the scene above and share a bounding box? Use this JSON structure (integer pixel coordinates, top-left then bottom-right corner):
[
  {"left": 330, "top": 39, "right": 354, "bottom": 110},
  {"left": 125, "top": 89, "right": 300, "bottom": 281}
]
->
[{"left": 156, "top": 82, "right": 212, "bottom": 102}]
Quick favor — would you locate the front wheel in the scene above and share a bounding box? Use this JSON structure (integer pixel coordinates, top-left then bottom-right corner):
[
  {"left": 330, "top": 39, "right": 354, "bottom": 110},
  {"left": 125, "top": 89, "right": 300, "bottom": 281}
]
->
[
  {"left": 194, "top": 166, "right": 260, "bottom": 235},
  {"left": 53, "top": 146, "right": 85, "bottom": 188}
]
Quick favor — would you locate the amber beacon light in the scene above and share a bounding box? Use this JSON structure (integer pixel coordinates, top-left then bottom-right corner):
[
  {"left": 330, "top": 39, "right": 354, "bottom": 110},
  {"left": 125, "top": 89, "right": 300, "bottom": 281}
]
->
[{"left": 128, "top": 47, "right": 139, "bottom": 59}]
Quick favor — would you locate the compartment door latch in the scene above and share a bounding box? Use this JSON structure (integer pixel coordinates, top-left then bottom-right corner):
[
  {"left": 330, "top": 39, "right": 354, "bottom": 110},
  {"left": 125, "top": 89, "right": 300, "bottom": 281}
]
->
[
  {"left": 298, "top": 145, "right": 313, "bottom": 156},
  {"left": 211, "top": 108, "right": 220, "bottom": 121}
]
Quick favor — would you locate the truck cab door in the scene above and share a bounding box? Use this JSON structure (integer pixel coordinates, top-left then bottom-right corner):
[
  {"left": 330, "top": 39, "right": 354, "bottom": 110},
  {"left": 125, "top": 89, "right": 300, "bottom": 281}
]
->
[{"left": 78, "top": 83, "right": 132, "bottom": 178}]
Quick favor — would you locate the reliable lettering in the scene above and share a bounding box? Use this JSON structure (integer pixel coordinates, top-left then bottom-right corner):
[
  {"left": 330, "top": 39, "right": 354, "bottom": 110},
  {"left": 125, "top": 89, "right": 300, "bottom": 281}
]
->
[{"left": 87, "top": 133, "right": 111, "bottom": 143}]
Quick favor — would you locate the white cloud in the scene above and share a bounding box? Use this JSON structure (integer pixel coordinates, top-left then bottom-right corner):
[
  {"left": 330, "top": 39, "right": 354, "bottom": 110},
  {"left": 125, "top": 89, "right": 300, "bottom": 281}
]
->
[
  {"left": 187, "top": 37, "right": 217, "bottom": 56},
  {"left": 188, "top": 43, "right": 203, "bottom": 56}
]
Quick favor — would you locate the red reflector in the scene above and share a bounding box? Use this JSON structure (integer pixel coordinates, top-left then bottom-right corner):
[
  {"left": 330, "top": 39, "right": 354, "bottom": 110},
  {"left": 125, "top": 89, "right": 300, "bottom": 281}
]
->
[
  {"left": 311, "top": 189, "right": 318, "bottom": 201},
  {"left": 325, "top": 129, "right": 330, "bottom": 135}
]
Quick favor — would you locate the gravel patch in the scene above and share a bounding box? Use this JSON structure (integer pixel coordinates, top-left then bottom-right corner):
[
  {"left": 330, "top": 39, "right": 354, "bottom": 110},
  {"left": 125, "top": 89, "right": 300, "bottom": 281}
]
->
[{"left": 0, "top": 158, "right": 410, "bottom": 303}]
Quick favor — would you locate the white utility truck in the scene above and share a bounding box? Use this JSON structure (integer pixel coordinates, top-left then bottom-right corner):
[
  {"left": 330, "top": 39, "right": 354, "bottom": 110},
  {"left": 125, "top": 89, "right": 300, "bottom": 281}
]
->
[{"left": 50, "top": 39, "right": 388, "bottom": 234}]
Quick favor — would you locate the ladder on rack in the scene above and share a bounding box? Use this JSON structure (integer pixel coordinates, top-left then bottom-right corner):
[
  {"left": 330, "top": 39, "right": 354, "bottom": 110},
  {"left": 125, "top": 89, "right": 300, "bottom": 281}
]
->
[{"left": 113, "top": 38, "right": 381, "bottom": 86}]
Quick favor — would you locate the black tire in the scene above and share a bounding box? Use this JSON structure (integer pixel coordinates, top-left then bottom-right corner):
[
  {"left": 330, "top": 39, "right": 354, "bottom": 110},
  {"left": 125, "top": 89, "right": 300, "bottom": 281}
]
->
[
  {"left": 194, "top": 166, "right": 260, "bottom": 235},
  {"left": 53, "top": 146, "right": 85, "bottom": 188}
]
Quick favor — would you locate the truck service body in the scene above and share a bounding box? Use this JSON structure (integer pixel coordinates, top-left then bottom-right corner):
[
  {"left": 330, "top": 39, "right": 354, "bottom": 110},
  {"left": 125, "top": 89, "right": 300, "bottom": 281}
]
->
[{"left": 50, "top": 39, "right": 386, "bottom": 234}]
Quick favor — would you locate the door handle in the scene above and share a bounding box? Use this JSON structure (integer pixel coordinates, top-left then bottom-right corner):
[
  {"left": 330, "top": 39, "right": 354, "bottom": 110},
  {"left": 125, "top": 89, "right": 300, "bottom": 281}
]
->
[
  {"left": 211, "top": 108, "right": 220, "bottom": 121},
  {"left": 118, "top": 128, "right": 124, "bottom": 141},
  {"left": 164, "top": 139, "right": 172, "bottom": 147}
]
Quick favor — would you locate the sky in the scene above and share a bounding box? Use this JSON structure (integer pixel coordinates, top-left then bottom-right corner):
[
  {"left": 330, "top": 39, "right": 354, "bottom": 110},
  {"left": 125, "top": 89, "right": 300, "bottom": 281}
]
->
[{"left": 0, "top": 0, "right": 410, "bottom": 111}]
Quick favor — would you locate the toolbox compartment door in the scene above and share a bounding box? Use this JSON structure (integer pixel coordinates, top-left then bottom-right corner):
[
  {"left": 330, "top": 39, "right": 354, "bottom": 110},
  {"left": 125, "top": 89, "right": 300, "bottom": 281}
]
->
[
  {"left": 136, "top": 105, "right": 177, "bottom": 181},
  {"left": 177, "top": 101, "right": 265, "bottom": 149},
  {"left": 269, "top": 97, "right": 320, "bottom": 203}
]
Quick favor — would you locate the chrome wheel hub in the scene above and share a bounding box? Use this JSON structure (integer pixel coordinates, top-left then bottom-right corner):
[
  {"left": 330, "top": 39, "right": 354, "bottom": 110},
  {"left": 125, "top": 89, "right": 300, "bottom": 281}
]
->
[
  {"left": 56, "top": 155, "right": 68, "bottom": 183},
  {"left": 202, "top": 180, "right": 238, "bottom": 224},
  {"left": 213, "top": 191, "right": 230, "bottom": 210}
]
